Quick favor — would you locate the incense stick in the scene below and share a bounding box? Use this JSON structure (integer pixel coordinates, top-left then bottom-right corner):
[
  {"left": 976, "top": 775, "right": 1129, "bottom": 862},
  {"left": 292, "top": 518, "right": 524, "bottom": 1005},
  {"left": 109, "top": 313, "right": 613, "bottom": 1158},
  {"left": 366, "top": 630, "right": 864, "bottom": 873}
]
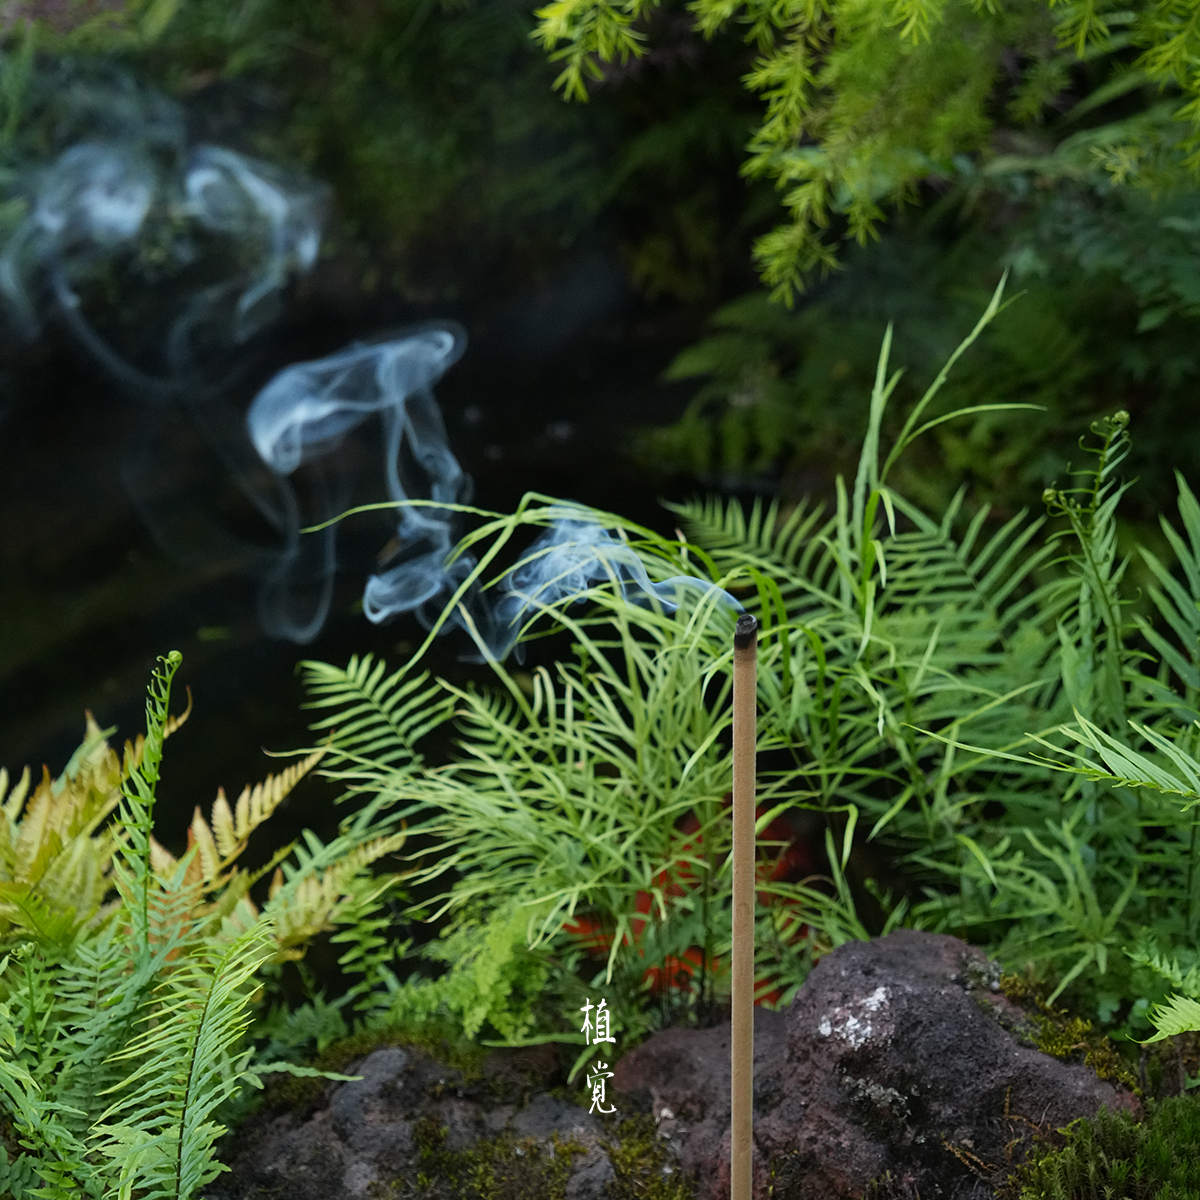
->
[{"left": 731, "top": 613, "right": 758, "bottom": 1200}]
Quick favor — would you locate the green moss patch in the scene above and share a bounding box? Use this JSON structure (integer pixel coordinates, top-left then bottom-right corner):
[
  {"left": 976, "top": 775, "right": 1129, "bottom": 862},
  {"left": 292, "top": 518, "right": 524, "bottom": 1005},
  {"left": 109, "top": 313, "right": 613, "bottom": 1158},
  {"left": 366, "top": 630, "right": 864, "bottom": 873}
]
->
[
  {"left": 601, "top": 1114, "right": 694, "bottom": 1200},
  {"left": 366, "top": 1109, "right": 696, "bottom": 1199},
  {"left": 386, "top": 1116, "right": 586, "bottom": 1200},
  {"left": 1004, "top": 1094, "right": 1200, "bottom": 1200},
  {"left": 999, "top": 974, "right": 1138, "bottom": 1093}
]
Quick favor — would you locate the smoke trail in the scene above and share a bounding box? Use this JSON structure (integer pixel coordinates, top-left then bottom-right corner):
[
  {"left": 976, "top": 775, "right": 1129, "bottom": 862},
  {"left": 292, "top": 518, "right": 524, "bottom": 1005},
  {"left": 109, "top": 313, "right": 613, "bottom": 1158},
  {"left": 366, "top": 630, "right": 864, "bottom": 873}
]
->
[
  {"left": 246, "top": 325, "right": 468, "bottom": 641},
  {"left": 248, "top": 327, "right": 738, "bottom": 650},
  {"left": 0, "top": 71, "right": 326, "bottom": 395},
  {"left": 3, "top": 63, "right": 734, "bottom": 649},
  {"left": 477, "top": 515, "right": 741, "bottom": 660},
  {"left": 0, "top": 61, "right": 336, "bottom": 638}
]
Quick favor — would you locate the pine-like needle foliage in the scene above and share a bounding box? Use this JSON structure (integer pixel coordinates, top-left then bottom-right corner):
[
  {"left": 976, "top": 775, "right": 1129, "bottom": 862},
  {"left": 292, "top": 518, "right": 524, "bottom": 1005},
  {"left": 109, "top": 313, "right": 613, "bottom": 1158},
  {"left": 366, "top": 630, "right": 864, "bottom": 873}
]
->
[{"left": 534, "top": 0, "right": 1200, "bottom": 300}]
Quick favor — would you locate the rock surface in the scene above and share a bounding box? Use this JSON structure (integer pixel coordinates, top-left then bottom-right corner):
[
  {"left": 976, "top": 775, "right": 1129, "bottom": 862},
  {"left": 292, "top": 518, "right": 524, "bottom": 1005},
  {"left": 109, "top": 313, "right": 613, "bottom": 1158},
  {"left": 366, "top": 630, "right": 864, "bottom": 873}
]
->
[
  {"left": 210, "top": 930, "right": 1138, "bottom": 1198},
  {"left": 208, "top": 1041, "right": 617, "bottom": 1200},
  {"left": 613, "top": 928, "right": 1139, "bottom": 1199}
]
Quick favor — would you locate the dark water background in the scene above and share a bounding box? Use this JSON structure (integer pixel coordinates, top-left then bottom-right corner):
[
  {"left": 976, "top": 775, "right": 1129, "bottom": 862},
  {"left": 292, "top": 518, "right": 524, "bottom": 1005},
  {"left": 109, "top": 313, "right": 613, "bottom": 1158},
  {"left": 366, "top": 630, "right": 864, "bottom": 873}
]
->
[{"left": 0, "top": 246, "right": 714, "bottom": 862}]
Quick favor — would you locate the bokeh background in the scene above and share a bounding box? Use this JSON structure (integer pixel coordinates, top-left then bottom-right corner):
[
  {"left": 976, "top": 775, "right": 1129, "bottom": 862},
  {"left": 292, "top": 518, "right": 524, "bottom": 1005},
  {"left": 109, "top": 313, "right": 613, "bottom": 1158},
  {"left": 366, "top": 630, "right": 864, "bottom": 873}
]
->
[{"left": 3, "top": 0, "right": 1199, "bottom": 856}]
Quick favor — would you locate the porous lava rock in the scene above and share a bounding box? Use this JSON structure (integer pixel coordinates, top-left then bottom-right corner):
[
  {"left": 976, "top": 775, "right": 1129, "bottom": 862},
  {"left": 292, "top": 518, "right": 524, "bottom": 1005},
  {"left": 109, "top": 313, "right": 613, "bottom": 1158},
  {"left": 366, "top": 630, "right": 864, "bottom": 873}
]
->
[
  {"left": 207, "top": 1041, "right": 614, "bottom": 1200},
  {"left": 613, "top": 928, "right": 1139, "bottom": 1199}
]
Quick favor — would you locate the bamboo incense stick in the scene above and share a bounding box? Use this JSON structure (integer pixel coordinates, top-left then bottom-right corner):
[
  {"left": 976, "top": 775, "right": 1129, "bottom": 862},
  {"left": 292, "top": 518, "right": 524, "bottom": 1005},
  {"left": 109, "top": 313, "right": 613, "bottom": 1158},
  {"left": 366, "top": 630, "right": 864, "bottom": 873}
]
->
[{"left": 731, "top": 612, "right": 758, "bottom": 1200}]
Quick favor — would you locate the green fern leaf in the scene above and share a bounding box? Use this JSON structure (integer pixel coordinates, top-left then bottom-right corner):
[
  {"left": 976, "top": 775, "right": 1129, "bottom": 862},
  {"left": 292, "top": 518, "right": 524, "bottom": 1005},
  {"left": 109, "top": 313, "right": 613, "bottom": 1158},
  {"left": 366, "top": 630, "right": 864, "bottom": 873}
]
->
[
  {"left": 92, "top": 918, "right": 276, "bottom": 1200},
  {"left": 1142, "top": 991, "right": 1200, "bottom": 1042}
]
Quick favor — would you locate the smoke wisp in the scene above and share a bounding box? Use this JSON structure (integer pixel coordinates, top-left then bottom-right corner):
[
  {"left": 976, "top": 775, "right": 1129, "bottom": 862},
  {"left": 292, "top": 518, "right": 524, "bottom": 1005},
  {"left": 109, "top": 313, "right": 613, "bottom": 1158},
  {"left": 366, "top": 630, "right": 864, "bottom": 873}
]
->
[
  {"left": 248, "top": 326, "right": 738, "bottom": 652},
  {"left": 0, "top": 65, "right": 326, "bottom": 395}
]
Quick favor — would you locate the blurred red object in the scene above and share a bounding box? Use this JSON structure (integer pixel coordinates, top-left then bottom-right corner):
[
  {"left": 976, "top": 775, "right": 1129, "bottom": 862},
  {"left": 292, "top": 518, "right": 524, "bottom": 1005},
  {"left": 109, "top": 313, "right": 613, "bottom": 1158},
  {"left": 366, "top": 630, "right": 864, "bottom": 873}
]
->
[{"left": 563, "top": 800, "right": 820, "bottom": 1004}]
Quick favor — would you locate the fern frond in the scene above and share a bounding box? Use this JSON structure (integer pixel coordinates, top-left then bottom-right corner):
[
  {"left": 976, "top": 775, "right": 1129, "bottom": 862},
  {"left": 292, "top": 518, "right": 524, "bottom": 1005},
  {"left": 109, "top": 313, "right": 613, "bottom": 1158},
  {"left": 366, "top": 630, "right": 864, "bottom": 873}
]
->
[
  {"left": 0, "top": 884, "right": 81, "bottom": 951},
  {"left": 1142, "top": 991, "right": 1200, "bottom": 1043},
  {"left": 44, "top": 926, "right": 159, "bottom": 1135},
  {"left": 668, "top": 494, "right": 839, "bottom": 616},
  {"left": 92, "top": 919, "right": 277, "bottom": 1200},
  {"left": 0, "top": 767, "right": 29, "bottom": 823},
  {"left": 1126, "top": 935, "right": 1200, "bottom": 999},
  {"left": 0, "top": 753, "right": 122, "bottom": 950},
  {"left": 1025, "top": 714, "right": 1200, "bottom": 802},
  {"left": 265, "top": 832, "right": 405, "bottom": 960},
  {"left": 302, "top": 655, "right": 454, "bottom": 788},
  {"left": 0, "top": 956, "right": 98, "bottom": 1197},
  {"left": 148, "top": 748, "right": 323, "bottom": 890},
  {"left": 1135, "top": 472, "right": 1200, "bottom": 720},
  {"left": 110, "top": 653, "right": 183, "bottom": 958},
  {"left": 0, "top": 653, "right": 411, "bottom": 1199},
  {"left": 219, "top": 749, "right": 322, "bottom": 858}
]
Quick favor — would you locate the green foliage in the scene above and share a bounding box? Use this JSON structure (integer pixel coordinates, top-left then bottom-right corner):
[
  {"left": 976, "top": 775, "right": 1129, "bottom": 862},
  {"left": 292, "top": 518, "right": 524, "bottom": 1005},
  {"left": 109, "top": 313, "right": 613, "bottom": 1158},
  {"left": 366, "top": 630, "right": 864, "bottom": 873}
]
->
[
  {"left": 302, "top": 282, "right": 1033, "bottom": 1043},
  {"left": 386, "top": 900, "right": 564, "bottom": 1044},
  {"left": 1009, "top": 1095, "right": 1200, "bottom": 1200},
  {"left": 977, "top": 691, "right": 1200, "bottom": 1043},
  {"left": 535, "top": 0, "right": 1200, "bottom": 301},
  {"left": 303, "top": 476, "right": 901, "bottom": 1041},
  {"left": 155, "top": 0, "right": 608, "bottom": 290},
  {"left": 0, "top": 0, "right": 610, "bottom": 301},
  {"left": 915, "top": 450, "right": 1200, "bottom": 1030},
  {"left": 303, "top": 277, "right": 1200, "bottom": 1051},
  {"left": 0, "top": 654, "right": 407, "bottom": 1198},
  {"left": 638, "top": 188, "right": 1200, "bottom": 525}
]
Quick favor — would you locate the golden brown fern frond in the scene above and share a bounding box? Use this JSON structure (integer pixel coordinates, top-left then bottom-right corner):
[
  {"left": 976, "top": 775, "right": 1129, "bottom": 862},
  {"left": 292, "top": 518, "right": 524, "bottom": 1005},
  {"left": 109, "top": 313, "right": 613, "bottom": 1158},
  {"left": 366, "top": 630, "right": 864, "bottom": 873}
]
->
[
  {"left": 149, "top": 748, "right": 324, "bottom": 892},
  {"left": 266, "top": 831, "right": 406, "bottom": 961},
  {"left": 0, "top": 766, "right": 32, "bottom": 824},
  {"left": 213, "top": 748, "right": 324, "bottom": 862},
  {"left": 0, "top": 713, "right": 132, "bottom": 948},
  {"left": 0, "top": 683, "right": 383, "bottom": 973}
]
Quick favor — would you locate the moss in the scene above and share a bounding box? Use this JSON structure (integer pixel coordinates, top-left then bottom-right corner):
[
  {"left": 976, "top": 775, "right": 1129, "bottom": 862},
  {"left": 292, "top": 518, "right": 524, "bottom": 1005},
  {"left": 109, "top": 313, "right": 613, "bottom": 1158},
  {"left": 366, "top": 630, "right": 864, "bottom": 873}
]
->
[
  {"left": 601, "top": 1113, "right": 694, "bottom": 1200},
  {"left": 397, "top": 1110, "right": 695, "bottom": 1199},
  {"left": 1001, "top": 1094, "right": 1200, "bottom": 1200},
  {"left": 998, "top": 973, "right": 1139, "bottom": 1093},
  {"left": 258, "top": 1017, "right": 490, "bottom": 1116},
  {"left": 383, "top": 1117, "right": 586, "bottom": 1199}
]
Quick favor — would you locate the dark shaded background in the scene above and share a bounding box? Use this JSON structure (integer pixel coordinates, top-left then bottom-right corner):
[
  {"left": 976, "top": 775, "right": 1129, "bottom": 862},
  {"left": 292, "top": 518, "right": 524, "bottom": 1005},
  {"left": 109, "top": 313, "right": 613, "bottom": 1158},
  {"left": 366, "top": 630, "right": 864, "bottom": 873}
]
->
[{"left": 0, "top": 248, "right": 720, "bottom": 855}]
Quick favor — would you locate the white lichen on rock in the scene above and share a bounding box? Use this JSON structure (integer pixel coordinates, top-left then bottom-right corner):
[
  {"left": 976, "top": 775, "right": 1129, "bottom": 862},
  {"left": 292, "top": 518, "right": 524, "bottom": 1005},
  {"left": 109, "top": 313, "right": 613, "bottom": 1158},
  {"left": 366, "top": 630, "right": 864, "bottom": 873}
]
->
[{"left": 816, "top": 985, "right": 890, "bottom": 1049}]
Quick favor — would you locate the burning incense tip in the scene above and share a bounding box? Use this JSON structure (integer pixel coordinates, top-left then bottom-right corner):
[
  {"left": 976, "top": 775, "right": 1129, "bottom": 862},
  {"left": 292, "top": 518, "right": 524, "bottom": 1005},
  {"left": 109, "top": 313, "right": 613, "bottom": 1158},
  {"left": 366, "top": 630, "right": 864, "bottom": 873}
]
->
[{"left": 734, "top": 613, "right": 759, "bottom": 650}]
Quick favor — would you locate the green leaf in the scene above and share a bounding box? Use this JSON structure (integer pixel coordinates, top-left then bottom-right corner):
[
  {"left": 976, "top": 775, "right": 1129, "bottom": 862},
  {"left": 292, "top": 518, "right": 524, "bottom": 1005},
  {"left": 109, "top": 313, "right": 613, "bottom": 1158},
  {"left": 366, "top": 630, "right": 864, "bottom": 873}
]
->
[{"left": 1142, "top": 992, "right": 1200, "bottom": 1043}]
